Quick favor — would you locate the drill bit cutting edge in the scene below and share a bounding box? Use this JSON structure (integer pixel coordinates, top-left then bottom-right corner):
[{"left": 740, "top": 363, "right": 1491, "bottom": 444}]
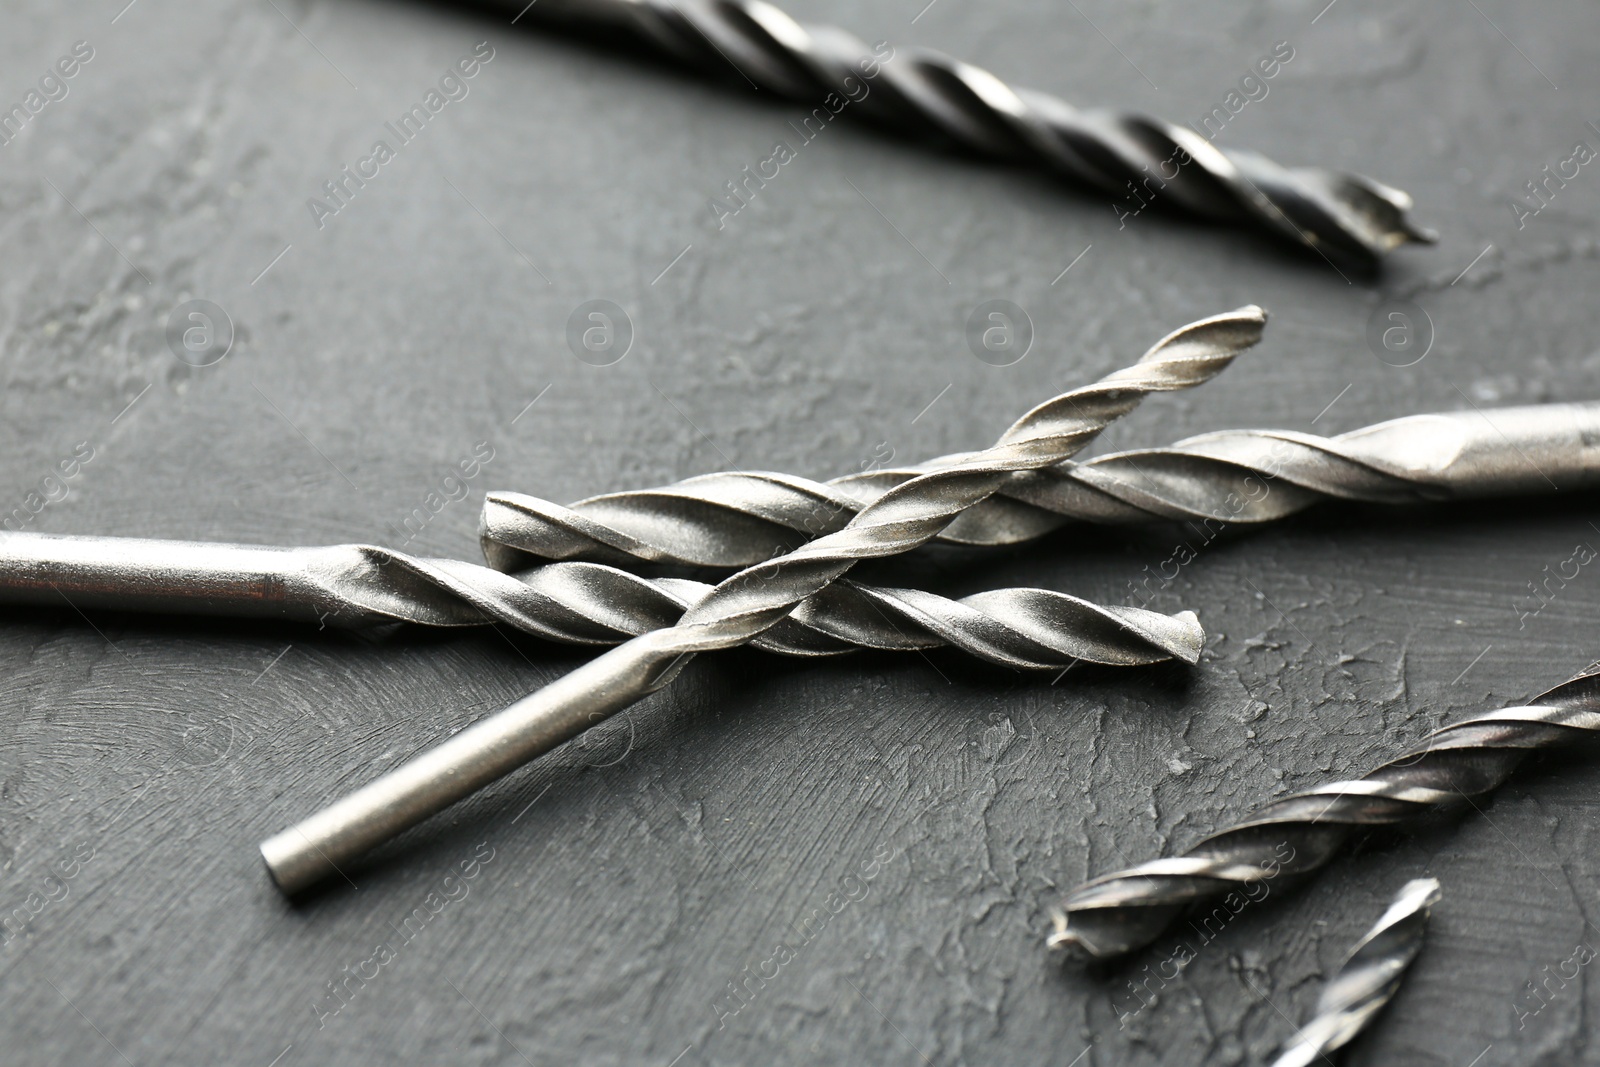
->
[
  {"left": 258, "top": 306, "right": 1265, "bottom": 894},
  {"left": 1269, "top": 877, "right": 1441, "bottom": 1067},
  {"left": 505, "top": 0, "right": 1435, "bottom": 268},
  {"left": 483, "top": 402, "right": 1600, "bottom": 569},
  {"left": 0, "top": 533, "right": 1201, "bottom": 669},
  {"left": 1049, "top": 671, "right": 1600, "bottom": 961}
]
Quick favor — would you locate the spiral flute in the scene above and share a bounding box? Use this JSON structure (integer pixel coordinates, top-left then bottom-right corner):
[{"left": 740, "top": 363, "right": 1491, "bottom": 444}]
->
[
  {"left": 0, "top": 532, "right": 1200, "bottom": 669},
  {"left": 484, "top": 401, "right": 1600, "bottom": 570},
  {"left": 1049, "top": 670, "right": 1600, "bottom": 960},
  {"left": 511, "top": 0, "right": 1435, "bottom": 268},
  {"left": 1270, "top": 877, "right": 1440, "bottom": 1067},
  {"left": 260, "top": 306, "right": 1265, "bottom": 893}
]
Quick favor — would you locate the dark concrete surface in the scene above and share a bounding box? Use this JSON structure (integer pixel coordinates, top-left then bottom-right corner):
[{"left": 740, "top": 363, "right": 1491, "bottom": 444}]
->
[{"left": 1, "top": 0, "right": 1598, "bottom": 1063}]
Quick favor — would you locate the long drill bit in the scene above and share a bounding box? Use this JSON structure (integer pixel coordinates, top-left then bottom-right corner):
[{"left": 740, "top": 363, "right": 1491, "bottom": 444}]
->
[
  {"left": 507, "top": 0, "right": 1435, "bottom": 268},
  {"left": 483, "top": 402, "right": 1600, "bottom": 569},
  {"left": 1269, "top": 877, "right": 1441, "bottom": 1067},
  {"left": 259, "top": 306, "right": 1265, "bottom": 893},
  {"left": 1048, "top": 670, "right": 1600, "bottom": 960},
  {"left": 0, "top": 531, "right": 1201, "bottom": 668}
]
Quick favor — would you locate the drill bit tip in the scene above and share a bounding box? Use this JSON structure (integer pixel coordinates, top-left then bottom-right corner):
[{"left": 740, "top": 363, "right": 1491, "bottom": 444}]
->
[{"left": 1269, "top": 877, "right": 1440, "bottom": 1067}]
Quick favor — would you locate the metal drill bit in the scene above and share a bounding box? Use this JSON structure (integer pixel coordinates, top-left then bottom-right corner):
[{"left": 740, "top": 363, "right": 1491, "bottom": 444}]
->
[
  {"left": 1269, "top": 877, "right": 1441, "bottom": 1067},
  {"left": 509, "top": 0, "right": 1435, "bottom": 268},
  {"left": 1048, "top": 670, "right": 1600, "bottom": 960},
  {"left": 484, "top": 402, "right": 1600, "bottom": 570},
  {"left": 260, "top": 305, "right": 1265, "bottom": 893},
  {"left": 0, "top": 531, "right": 1201, "bottom": 669}
]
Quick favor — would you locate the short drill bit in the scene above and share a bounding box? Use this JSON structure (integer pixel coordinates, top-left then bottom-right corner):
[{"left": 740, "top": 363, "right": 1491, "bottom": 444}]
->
[
  {"left": 483, "top": 401, "right": 1600, "bottom": 569},
  {"left": 1049, "top": 670, "right": 1600, "bottom": 960},
  {"left": 0, "top": 532, "right": 1200, "bottom": 668},
  {"left": 260, "top": 306, "right": 1265, "bottom": 893},
  {"left": 508, "top": 0, "right": 1434, "bottom": 268},
  {"left": 1269, "top": 877, "right": 1441, "bottom": 1067}
]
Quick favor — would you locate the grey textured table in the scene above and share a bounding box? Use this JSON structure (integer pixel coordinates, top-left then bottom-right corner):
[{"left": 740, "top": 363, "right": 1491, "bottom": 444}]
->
[{"left": 2, "top": 1, "right": 1598, "bottom": 1064}]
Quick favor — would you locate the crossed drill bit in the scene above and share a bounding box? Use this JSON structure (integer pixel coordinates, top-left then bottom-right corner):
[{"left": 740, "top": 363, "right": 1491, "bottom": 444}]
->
[
  {"left": 4, "top": 304, "right": 1596, "bottom": 903},
  {"left": 257, "top": 306, "right": 1265, "bottom": 891},
  {"left": 260, "top": 307, "right": 1600, "bottom": 894}
]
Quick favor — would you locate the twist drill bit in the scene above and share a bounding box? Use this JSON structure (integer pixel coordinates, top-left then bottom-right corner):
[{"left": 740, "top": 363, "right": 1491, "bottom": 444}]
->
[
  {"left": 1270, "top": 877, "right": 1441, "bottom": 1067},
  {"left": 0, "top": 531, "right": 1201, "bottom": 669},
  {"left": 260, "top": 306, "right": 1265, "bottom": 893},
  {"left": 483, "top": 402, "right": 1600, "bottom": 570},
  {"left": 509, "top": 0, "right": 1434, "bottom": 268},
  {"left": 1049, "top": 670, "right": 1600, "bottom": 960}
]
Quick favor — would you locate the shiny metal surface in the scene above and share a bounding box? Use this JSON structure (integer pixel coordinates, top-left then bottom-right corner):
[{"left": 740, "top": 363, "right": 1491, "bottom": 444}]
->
[
  {"left": 1048, "top": 671, "right": 1600, "bottom": 960},
  {"left": 260, "top": 306, "right": 1265, "bottom": 893},
  {"left": 485, "top": 402, "right": 1600, "bottom": 568},
  {"left": 507, "top": 0, "right": 1435, "bottom": 268},
  {"left": 0, "top": 532, "right": 1201, "bottom": 669},
  {"left": 1269, "top": 878, "right": 1441, "bottom": 1067}
]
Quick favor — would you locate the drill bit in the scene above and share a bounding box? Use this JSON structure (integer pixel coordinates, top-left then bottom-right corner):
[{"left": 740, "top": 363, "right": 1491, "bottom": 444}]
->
[
  {"left": 260, "top": 306, "right": 1265, "bottom": 893},
  {"left": 1048, "top": 670, "right": 1600, "bottom": 961},
  {"left": 1269, "top": 877, "right": 1441, "bottom": 1067},
  {"left": 0, "top": 531, "right": 1201, "bottom": 668},
  {"left": 508, "top": 0, "right": 1434, "bottom": 268},
  {"left": 483, "top": 401, "right": 1600, "bottom": 570}
]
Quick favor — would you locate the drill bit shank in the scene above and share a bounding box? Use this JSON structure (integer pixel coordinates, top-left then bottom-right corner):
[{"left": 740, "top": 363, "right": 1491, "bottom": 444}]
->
[
  {"left": 1050, "top": 671, "right": 1600, "bottom": 960},
  {"left": 260, "top": 307, "right": 1265, "bottom": 893},
  {"left": 484, "top": 402, "right": 1600, "bottom": 569}
]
